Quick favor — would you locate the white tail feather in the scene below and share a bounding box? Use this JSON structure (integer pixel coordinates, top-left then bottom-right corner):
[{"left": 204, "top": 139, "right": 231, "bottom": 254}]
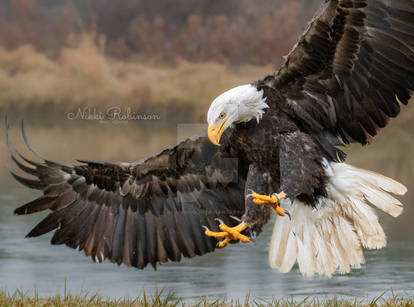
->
[
  {"left": 269, "top": 162, "right": 406, "bottom": 278},
  {"left": 269, "top": 201, "right": 297, "bottom": 272}
]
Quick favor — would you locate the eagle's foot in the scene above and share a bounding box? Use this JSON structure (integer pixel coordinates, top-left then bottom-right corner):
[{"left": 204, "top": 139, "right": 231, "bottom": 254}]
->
[
  {"left": 204, "top": 222, "right": 250, "bottom": 248},
  {"left": 250, "top": 192, "right": 290, "bottom": 218}
]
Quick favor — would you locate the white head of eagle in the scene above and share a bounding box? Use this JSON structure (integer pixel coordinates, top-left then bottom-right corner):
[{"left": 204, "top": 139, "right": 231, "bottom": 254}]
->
[{"left": 207, "top": 84, "right": 268, "bottom": 146}]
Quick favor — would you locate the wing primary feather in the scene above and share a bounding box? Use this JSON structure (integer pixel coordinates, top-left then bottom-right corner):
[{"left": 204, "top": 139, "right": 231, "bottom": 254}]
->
[
  {"left": 10, "top": 171, "right": 44, "bottom": 190},
  {"left": 7, "top": 126, "right": 245, "bottom": 269},
  {"left": 21, "top": 120, "right": 44, "bottom": 161},
  {"left": 262, "top": 0, "right": 413, "bottom": 146}
]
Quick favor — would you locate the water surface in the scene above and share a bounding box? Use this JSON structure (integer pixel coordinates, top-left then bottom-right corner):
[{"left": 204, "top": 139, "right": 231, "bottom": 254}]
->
[
  {"left": 0, "top": 120, "right": 413, "bottom": 301},
  {"left": 0, "top": 192, "right": 413, "bottom": 301}
]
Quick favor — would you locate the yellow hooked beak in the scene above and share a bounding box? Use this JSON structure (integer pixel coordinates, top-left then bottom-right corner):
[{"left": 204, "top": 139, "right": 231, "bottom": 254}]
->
[{"left": 208, "top": 119, "right": 227, "bottom": 146}]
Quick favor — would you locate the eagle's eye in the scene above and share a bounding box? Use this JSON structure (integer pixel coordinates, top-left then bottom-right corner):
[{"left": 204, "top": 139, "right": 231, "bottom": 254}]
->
[{"left": 219, "top": 112, "right": 226, "bottom": 120}]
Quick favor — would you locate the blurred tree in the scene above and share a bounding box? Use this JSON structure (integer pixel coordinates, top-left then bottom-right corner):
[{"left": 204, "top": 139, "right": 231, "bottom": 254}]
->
[{"left": 0, "top": 0, "right": 324, "bottom": 64}]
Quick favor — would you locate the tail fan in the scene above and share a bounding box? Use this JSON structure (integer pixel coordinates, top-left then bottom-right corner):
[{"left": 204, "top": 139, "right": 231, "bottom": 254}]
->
[{"left": 269, "top": 162, "right": 406, "bottom": 278}]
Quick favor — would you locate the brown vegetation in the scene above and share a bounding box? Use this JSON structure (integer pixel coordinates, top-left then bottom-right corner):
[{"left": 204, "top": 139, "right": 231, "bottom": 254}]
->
[{"left": 0, "top": 35, "right": 272, "bottom": 119}]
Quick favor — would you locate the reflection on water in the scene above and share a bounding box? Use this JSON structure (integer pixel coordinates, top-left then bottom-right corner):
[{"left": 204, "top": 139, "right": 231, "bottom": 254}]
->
[{"left": 0, "top": 192, "right": 413, "bottom": 301}]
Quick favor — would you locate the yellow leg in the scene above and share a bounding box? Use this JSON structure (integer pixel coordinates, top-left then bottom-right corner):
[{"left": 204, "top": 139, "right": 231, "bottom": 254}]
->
[
  {"left": 205, "top": 222, "right": 250, "bottom": 248},
  {"left": 249, "top": 191, "right": 290, "bottom": 217}
]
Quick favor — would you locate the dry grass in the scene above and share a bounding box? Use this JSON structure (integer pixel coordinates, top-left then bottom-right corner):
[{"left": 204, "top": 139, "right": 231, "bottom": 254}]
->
[
  {"left": 0, "top": 34, "right": 272, "bottom": 121},
  {"left": 0, "top": 290, "right": 413, "bottom": 307}
]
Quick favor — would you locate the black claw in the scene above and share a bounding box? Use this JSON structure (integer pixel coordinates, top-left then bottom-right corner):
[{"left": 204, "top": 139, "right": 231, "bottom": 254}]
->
[
  {"left": 230, "top": 215, "right": 241, "bottom": 222},
  {"left": 285, "top": 209, "right": 292, "bottom": 220},
  {"left": 214, "top": 218, "right": 225, "bottom": 225}
]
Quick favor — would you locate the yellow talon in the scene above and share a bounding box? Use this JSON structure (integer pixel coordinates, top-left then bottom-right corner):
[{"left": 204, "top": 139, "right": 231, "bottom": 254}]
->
[
  {"left": 275, "top": 205, "right": 288, "bottom": 217},
  {"left": 250, "top": 192, "right": 290, "bottom": 218},
  {"left": 218, "top": 237, "right": 231, "bottom": 248},
  {"left": 204, "top": 222, "right": 250, "bottom": 248}
]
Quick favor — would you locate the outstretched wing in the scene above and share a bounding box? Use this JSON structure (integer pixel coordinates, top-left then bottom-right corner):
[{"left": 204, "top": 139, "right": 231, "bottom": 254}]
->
[
  {"left": 8, "top": 124, "right": 246, "bottom": 269},
  {"left": 258, "top": 0, "right": 414, "bottom": 144}
]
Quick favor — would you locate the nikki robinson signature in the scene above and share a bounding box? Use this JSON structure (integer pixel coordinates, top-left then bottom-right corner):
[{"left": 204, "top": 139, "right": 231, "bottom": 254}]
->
[{"left": 67, "top": 107, "right": 160, "bottom": 123}]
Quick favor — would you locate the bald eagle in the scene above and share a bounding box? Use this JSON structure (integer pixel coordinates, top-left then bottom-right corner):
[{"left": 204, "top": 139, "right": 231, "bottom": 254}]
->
[{"left": 7, "top": 0, "right": 413, "bottom": 278}]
